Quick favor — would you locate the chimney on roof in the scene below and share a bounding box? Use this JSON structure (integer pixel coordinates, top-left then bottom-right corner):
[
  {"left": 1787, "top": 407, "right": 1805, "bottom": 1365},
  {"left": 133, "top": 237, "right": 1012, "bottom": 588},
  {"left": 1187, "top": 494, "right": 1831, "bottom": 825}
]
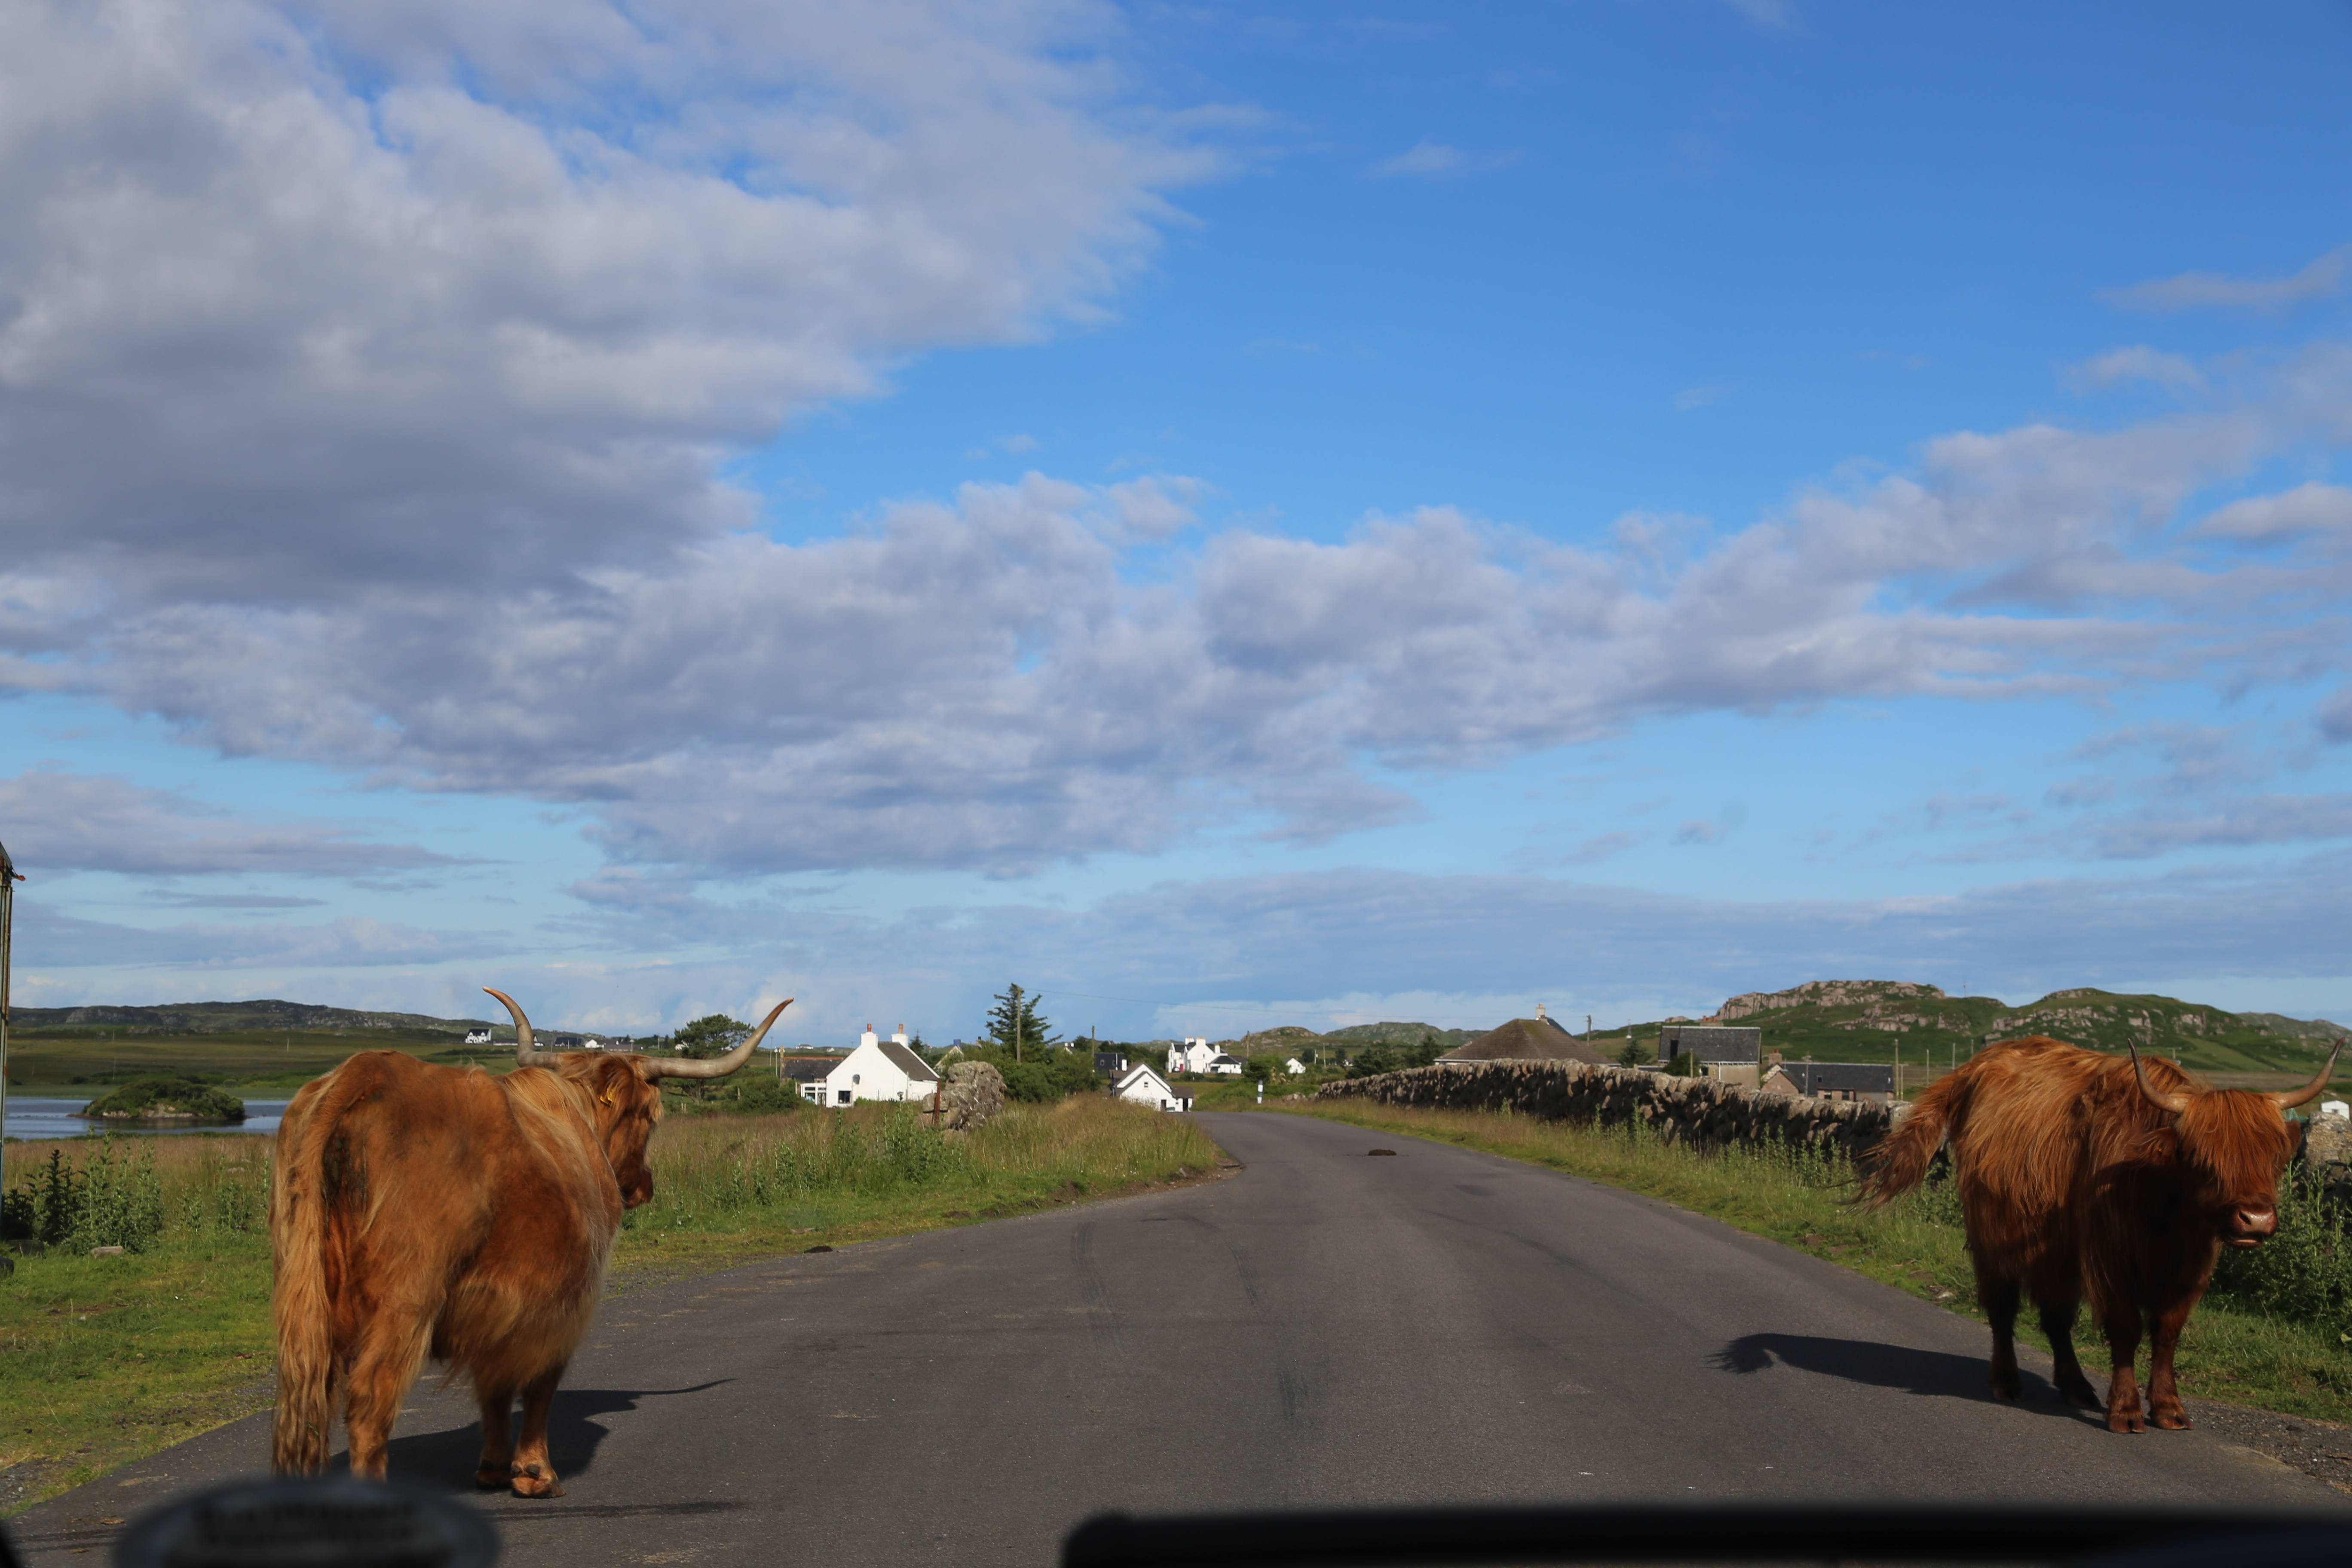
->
[{"left": 1536, "top": 1002, "right": 1546, "bottom": 1020}]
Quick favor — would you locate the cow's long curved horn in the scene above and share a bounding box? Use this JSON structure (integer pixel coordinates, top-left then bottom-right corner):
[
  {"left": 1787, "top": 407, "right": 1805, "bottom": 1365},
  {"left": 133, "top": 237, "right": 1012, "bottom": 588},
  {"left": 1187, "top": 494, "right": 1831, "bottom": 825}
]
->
[
  {"left": 2128, "top": 1041, "right": 2193, "bottom": 1115},
  {"left": 2266, "top": 1040, "right": 2343, "bottom": 1110},
  {"left": 643, "top": 999, "right": 793, "bottom": 1080},
  {"left": 484, "top": 987, "right": 564, "bottom": 1068}
]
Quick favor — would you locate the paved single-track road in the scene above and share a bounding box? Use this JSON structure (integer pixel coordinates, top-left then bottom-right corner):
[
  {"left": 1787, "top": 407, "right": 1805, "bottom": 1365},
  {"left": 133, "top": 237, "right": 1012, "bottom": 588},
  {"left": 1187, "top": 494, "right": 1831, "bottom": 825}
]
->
[{"left": 10, "top": 1110, "right": 2343, "bottom": 1565}]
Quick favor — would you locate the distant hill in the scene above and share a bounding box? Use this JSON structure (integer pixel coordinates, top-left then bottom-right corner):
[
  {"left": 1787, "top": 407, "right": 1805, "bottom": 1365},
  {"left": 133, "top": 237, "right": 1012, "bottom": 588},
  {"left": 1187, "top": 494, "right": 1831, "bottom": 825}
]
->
[
  {"left": 1317, "top": 1021, "right": 1479, "bottom": 1049},
  {"left": 2236, "top": 1011, "right": 2349, "bottom": 1041},
  {"left": 1684, "top": 980, "right": 2341, "bottom": 1076},
  {"left": 10, "top": 998, "right": 500, "bottom": 1037}
]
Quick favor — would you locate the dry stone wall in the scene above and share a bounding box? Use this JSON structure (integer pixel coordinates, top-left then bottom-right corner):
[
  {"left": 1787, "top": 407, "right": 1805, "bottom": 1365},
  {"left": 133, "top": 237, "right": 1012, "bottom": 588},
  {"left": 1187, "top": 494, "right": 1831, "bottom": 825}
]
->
[{"left": 1314, "top": 1060, "right": 1903, "bottom": 1160}]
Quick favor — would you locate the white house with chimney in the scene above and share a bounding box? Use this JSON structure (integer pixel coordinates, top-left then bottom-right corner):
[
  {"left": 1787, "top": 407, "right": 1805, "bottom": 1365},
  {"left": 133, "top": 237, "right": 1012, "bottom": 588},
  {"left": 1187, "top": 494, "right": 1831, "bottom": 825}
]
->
[
  {"left": 1166, "top": 1037, "right": 1242, "bottom": 1075},
  {"left": 1111, "top": 1064, "right": 1193, "bottom": 1112},
  {"left": 793, "top": 1025, "right": 941, "bottom": 1108}
]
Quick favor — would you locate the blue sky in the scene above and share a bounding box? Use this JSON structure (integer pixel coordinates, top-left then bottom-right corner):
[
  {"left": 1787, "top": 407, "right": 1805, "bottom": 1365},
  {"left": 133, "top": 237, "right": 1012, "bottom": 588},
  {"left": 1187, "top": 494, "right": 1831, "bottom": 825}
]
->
[{"left": 4, "top": 0, "right": 2351, "bottom": 1045}]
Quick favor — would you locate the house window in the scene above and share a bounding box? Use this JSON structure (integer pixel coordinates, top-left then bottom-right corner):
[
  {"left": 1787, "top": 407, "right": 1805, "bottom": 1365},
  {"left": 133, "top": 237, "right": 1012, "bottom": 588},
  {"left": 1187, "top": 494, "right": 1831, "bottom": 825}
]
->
[{"left": 836, "top": 1089, "right": 851, "bottom": 1105}]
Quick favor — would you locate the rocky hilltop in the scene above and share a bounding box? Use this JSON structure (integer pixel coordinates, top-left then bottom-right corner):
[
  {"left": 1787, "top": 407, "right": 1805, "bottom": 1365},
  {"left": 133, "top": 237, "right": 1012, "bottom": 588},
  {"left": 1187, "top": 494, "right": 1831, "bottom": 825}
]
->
[
  {"left": 1716, "top": 980, "right": 1951, "bottom": 1026},
  {"left": 1703, "top": 980, "right": 2341, "bottom": 1076}
]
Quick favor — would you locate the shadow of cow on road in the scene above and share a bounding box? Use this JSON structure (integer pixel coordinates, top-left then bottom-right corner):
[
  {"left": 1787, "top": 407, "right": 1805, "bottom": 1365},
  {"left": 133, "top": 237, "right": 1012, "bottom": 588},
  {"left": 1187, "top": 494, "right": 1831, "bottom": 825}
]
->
[{"left": 1711, "top": 1333, "right": 2094, "bottom": 1421}]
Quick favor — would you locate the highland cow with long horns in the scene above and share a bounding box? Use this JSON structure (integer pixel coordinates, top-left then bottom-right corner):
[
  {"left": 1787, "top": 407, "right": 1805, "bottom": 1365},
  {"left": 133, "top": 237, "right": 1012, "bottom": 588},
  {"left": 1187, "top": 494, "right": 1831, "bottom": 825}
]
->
[
  {"left": 1859, "top": 1033, "right": 2338, "bottom": 1433},
  {"left": 271, "top": 989, "right": 789, "bottom": 1494}
]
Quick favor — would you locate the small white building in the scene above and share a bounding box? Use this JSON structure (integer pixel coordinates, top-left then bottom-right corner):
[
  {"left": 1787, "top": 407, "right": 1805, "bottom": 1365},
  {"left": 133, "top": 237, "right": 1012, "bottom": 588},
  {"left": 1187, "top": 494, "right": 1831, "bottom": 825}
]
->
[
  {"left": 1111, "top": 1064, "right": 1192, "bottom": 1112},
  {"left": 794, "top": 1026, "right": 941, "bottom": 1108},
  {"left": 463, "top": 1028, "right": 493, "bottom": 1046},
  {"left": 1165, "top": 1038, "right": 1246, "bottom": 1075},
  {"left": 1283, "top": 1057, "right": 1307, "bottom": 1075},
  {"left": 1166, "top": 1037, "right": 1214, "bottom": 1074}
]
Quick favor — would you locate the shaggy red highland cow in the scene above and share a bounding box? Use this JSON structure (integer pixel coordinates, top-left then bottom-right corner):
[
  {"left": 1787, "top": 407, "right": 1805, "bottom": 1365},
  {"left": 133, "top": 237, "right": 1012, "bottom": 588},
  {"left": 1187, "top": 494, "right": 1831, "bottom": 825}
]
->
[
  {"left": 271, "top": 989, "right": 789, "bottom": 1494},
  {"left": 1859, "top": 1033, "right": 2339, "bottom": 1433}
]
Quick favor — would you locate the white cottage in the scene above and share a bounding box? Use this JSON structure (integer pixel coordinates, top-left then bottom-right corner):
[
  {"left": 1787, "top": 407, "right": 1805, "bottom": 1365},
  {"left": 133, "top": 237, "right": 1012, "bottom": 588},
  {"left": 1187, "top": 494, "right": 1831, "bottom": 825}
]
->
[
  {"left": 1166, "top": 1037, "right": 1214, "bottom": 1074},
  {"left": 1111, "top": 1064, "right": 1192, "bottom": 1112},
  {"left": 794, "top": 1026, "right": 941, "bottom": 1108}
]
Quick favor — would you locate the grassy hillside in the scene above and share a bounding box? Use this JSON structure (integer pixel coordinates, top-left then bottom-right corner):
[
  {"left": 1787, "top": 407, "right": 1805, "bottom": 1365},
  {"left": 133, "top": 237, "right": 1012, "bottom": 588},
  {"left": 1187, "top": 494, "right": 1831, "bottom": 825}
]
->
[
  {"left": 1606, "top": 980, "right": 2344, "bottom": 1079},
  {"left": 9, "top": 998, "right": 501, "bottom": 1038},
  {"left": 1, "top": 1029, "right": 518, "bottom": 1093}
]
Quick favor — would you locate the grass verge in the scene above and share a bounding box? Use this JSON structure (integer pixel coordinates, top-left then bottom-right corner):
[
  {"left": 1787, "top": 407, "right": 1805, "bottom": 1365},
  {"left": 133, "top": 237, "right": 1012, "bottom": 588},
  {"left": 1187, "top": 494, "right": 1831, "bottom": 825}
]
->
[
  {"left": 1265, "top": 1099, "right": 2352, "bottom": 1425},
  {"left": 0, "top": 1097, "right": 1222, "bottom": 1516}
]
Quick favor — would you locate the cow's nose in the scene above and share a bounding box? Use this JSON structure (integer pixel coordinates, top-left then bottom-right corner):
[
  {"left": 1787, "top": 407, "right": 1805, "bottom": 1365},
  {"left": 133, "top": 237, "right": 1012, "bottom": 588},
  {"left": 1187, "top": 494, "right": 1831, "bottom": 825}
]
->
[{"left": 2234, "top": 1206, "right": 2277, "bottom": 1237}]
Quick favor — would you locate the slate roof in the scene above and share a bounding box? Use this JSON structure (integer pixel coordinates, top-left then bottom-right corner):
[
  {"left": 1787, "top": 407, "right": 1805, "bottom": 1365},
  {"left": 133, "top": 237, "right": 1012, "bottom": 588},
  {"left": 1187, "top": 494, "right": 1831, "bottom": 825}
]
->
[
  {"left": 1778, "top": 1062, "right": 1894, "bottom": 1096},
  {"left": 1659, "top": 1024, "right": 1764, "bottom": 1064},
  {"left": 1439, "top": 1016, "right": 1614, "bottom": 1066},
  {"left": 780, "top": 1058, "right": 834, "bottom": 1082},
  {"left": 877, "top": 1041, "right": 940, "bottom": 1082}
]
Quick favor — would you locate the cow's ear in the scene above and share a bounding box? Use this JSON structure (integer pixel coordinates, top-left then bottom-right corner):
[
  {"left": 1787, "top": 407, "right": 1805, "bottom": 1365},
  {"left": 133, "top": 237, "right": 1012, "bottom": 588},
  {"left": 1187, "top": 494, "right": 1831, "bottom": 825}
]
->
[{"left": 594, "top": 1054, "right": 640, "bottom": 1106}]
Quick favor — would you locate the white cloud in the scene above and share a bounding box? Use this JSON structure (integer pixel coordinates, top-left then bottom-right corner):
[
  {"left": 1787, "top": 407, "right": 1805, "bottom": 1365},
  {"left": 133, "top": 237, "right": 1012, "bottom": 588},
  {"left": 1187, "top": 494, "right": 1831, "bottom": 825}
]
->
[
  {"left": 2064, "top": 346, "right": 2205, "bottom": 398},
  {"left": 2104, "top": 244, "right": 2352, "bottom": 313},
  {"left": 0, "top": 0, "right": 1208, "bottom": 604},
  {"left": 12, "top": 341, "right": 2352, "bottom": 877},
  {"left": 0, "top": 771, "right": 458, "bottom": 879},
  {"left": 1372, "top": 140, "right": 1520, "bottom": 179},
  {"left": 2195, "top": 481, "right": 2352, "bottom": 542},
  {"left": 1721, "top": 0, "right": 1799, "bottom": 31},
  {"left": 8, "top": 1, "right": 2352, "bottom": 885},
  {"left": 20, "top": 907, "right": 505, "bottom": 969}
]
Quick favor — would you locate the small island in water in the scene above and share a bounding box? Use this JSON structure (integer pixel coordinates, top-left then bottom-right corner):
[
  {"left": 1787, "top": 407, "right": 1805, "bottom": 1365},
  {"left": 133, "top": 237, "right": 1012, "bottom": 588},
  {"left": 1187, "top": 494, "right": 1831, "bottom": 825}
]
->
[{"left": 77, "top": 1077, "right": 248, "bottom": 1125}]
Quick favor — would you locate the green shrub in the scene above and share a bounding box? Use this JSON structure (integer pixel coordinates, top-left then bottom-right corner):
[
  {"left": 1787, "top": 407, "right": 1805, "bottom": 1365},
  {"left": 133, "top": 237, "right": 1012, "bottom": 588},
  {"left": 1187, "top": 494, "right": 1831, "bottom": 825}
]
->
[
  {"left": 2210, "top": 1171, "right": 2352, "bottom": 1338},
  {"left": 76, "top": 1078, "right": 246, "bottom": 1123}
]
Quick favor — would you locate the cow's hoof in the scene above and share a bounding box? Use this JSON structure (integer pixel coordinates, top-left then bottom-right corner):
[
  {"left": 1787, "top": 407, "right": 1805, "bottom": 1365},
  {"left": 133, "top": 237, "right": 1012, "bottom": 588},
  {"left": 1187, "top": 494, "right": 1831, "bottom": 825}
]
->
[
  {"left": 1988, "top": 1381, "right": 2021, "bottom": 1403},
  {"left": 474, "top": 1466, "right": 510, "bottom": 1491},
  {"left": 2056, "top": 1379, "right": 2098, "bottom": 1409},
  {"left": 2152, "top": 1410, "right": 2192, "bottom": 1430},
  {"left": 510, "top": 1462, "right": 564, "bottom": 1499},
  {"left": 2107, "top": 1412, "right": 2145, "bottom": 1434}
]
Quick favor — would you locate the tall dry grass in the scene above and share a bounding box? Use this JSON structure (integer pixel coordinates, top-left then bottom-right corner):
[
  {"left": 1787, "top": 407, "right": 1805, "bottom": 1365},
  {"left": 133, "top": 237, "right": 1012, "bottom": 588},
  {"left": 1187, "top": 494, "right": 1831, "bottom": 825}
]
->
[
  {"left": 635, "top": 1095, "right": 1221, "bottom": 1233},
  {"left": 2, "top": 1136, "right": 272, "bottom": 1251}
]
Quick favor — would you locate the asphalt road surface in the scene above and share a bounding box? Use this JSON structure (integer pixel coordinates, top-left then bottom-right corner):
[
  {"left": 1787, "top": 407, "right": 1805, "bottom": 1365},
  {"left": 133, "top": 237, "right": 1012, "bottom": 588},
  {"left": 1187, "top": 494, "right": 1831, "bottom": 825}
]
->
[{"left": 11, "top": 1110, "right": 2344, "bottom": 1566}]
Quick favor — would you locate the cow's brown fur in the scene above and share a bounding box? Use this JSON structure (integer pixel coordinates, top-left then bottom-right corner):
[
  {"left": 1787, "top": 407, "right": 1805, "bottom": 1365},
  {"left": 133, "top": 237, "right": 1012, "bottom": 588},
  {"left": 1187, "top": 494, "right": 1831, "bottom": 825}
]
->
[
  {"left": 1858, "top": 1035, "right": 2319, "bottom": 1433},
  {"left": 271, "top": 1048, "right": 665, "bottom": 1495}
]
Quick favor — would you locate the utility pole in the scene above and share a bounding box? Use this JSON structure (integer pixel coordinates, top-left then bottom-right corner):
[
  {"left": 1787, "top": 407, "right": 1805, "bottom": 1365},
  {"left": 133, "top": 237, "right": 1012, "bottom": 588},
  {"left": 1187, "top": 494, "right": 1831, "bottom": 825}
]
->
[{"left": 0, "top": 838, "right": 21, "bottom": 1275}]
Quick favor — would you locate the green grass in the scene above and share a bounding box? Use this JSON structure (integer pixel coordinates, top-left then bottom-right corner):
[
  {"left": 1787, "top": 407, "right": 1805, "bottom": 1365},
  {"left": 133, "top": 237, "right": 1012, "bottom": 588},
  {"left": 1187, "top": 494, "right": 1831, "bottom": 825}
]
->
[
  {"left": 1265, "top": 1099, "right": 2352, "bottom": 1424},
  {"left": 0, "top": 1096, "right": 1220, "bottom": 1515}
]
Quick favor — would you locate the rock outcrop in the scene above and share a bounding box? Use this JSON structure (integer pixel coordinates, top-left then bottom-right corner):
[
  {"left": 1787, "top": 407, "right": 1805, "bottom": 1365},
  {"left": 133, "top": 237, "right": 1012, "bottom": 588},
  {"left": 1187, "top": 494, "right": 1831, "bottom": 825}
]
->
[{"left": 935, "top": 1061, "right": 1007, "bottom": 1131}]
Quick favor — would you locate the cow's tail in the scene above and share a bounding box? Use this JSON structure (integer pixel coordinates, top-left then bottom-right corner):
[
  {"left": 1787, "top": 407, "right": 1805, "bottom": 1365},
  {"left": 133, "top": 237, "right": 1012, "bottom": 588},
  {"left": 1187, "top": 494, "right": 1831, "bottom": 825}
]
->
[
  {"left": 270, "top": 1069, "right": 359, "bottom": 1475},
  {"left": 1852, "top": 1066, "right": 1967, "bottom": 1209}
]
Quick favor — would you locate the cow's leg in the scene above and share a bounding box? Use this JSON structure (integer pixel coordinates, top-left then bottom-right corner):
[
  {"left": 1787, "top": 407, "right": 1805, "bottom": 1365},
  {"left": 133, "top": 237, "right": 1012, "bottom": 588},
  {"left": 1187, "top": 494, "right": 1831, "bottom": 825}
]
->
[
  {"left": 2035, "top": 1289, "right": 2097, "bottom": 1408},
  {"left": 1975, "top": 1265, "right": 2024, "bottom": 1402},
  {"left": 474, "top": 1382, "right": 518, "bottom": 1490},
  {"left": 2098, "top": 1302, "right": 2147, "bottom": 1434},
  {"left": 2144, "top": 1293, "right": 2198, "bottom": 1431},
  {"left": 341, "top": 1321, "right": 430, "bottom": 1481},
  {"left": 508, "top": 1362, "right": 568, "bottom": 1499}
]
